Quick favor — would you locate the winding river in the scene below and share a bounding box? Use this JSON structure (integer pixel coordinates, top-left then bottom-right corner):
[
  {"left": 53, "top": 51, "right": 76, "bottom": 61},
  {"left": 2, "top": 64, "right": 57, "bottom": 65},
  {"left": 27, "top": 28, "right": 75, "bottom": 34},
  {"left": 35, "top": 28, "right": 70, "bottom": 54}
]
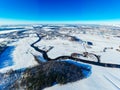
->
[{"left": 31, "top": 33, "right": 120, "bottom": 69}]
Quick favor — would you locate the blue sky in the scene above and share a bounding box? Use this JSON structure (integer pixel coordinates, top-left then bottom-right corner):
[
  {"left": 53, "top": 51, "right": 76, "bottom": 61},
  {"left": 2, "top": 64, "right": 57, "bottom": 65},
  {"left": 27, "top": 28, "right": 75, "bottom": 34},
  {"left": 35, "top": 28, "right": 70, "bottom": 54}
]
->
[{"left": 0, "top": 0, "right": 120, "bottom": 23}]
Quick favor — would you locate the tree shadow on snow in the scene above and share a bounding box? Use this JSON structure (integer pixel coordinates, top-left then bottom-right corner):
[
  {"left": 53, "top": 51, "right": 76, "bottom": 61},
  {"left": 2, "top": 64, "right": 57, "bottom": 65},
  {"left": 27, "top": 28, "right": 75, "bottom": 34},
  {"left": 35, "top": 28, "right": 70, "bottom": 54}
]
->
[{"left": 0, "top": 46, "right": 15, "bottom": 69}]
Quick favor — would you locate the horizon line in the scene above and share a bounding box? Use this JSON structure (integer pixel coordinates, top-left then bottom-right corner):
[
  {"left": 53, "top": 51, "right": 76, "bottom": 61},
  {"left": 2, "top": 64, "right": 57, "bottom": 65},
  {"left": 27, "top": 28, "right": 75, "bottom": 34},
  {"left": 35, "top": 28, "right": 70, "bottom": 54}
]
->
[{"left": 1, "top": 18, "right": 120, "bottom": 25}]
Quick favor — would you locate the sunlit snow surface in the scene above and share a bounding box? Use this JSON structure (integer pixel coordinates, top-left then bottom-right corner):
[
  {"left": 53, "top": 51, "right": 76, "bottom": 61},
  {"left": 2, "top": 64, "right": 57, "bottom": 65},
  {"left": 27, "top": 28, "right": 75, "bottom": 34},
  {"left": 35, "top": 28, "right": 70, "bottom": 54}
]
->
[{"left": 0, "top": 25, "right": 120, "bottom": 90}]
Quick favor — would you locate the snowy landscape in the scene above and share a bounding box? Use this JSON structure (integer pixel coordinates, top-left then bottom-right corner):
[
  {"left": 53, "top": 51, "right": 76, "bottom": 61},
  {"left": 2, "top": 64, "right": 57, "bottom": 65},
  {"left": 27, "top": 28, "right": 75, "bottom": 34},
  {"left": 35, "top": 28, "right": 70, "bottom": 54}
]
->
[{"left": 0, "top": 24, "right": 120, "bottom": 90}]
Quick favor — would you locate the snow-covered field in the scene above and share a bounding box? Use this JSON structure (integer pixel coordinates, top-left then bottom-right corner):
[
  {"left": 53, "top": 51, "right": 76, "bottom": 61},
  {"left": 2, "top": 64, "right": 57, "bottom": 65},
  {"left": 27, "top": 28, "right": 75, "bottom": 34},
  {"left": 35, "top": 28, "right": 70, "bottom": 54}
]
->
[
  {"left": 45, "top": 66, "right": 120, "bottom": 90},
  {"left": 0, "top": 25, "right": 120, "bottom": 90},
  {"left": 35, "top": 32, "right": 120, "bottom": 90},
  {"left": 36, "top": 38, "right": 85, "bottom": 59},
  {"left": 0, "top": 29, "right": 18, "bottom": 34},
  {"left": 0, "top": 34, "right": 39, "bottom": 72}
]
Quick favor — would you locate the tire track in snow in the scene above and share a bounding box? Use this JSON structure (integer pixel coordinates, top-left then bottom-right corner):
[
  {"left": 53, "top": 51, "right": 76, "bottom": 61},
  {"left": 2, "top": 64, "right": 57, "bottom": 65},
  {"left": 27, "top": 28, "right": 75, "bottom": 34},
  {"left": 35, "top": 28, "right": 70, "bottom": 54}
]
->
[
  {"left": 106, "top": 72, "right": 120, "bottom": 83},
  {"left": 103, "top": 75, "right": 120, "bottom": 90}
]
